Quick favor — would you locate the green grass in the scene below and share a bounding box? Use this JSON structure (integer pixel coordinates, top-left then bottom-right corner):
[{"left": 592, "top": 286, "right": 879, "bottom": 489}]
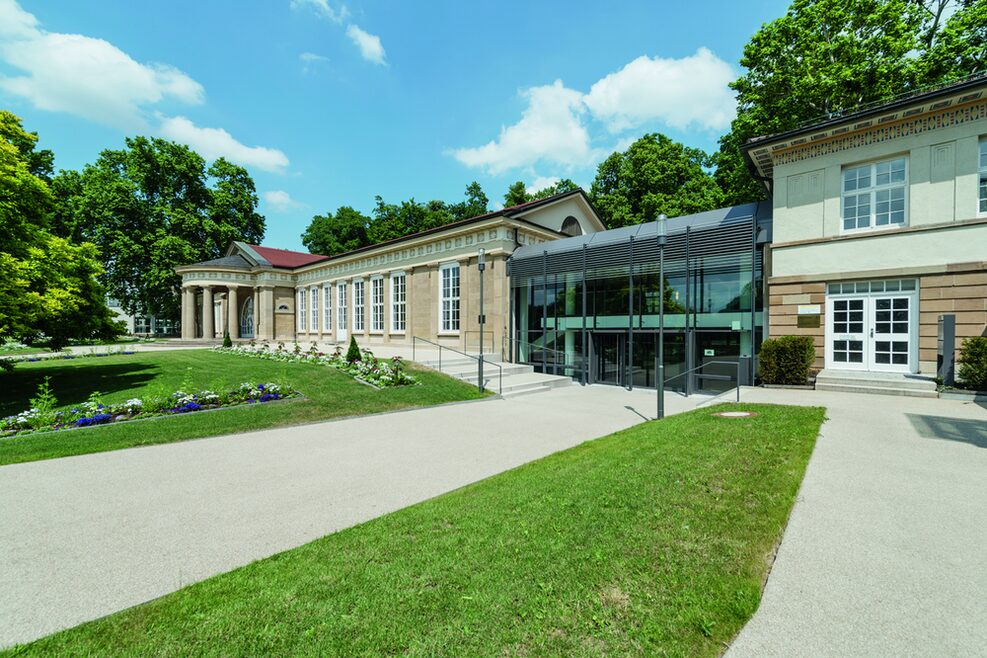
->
[
  {"left": 0, "top": 350, "right": 484, "bottom": 465},
  {"left": 5, "top": 403, "right": 825, "bottom": 657}
]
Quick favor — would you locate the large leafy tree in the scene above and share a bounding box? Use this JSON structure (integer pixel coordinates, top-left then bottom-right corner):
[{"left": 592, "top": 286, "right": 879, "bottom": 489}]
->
[
  {"left": 715, "top": 0, "right": 985, "bottom": 205},
  {"left": 590, "top": 133, "right": 724, "bottom": 228},
  {"left": 503, "top": 178, "right": 581, "bottom": 208},
  {"left": 0, "top": 111, "right": 120, "bottom": 349},
  {"left": 449, "top": 181, "right": 489, "bottom": 221},
  {"left": 301, "top": 206, "right": 371, "bottom": 256},
  {"left": 73, "top": 137, "right": 265, "bottom": 322}
]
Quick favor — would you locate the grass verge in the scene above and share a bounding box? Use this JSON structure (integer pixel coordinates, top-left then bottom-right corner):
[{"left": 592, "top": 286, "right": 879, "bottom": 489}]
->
[
  {"left": 5, "top": 403, "right": 825, "bottom": 657},
  {"left": 0, "top": 350, "right": 484, "bottom": 465}
]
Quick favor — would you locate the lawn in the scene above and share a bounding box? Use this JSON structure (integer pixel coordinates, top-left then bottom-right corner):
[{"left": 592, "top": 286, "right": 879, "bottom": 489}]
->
[
  {"left": 5, "top": 403, "right": 825, "bottom": 657},
  {"left": 0, "top": 349, "right": 485, "bottom": 465}
]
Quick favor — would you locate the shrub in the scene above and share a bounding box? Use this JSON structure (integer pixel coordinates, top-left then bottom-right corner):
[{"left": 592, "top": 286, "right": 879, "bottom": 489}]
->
[
  {"left": 346, "top": 336, "right": 361, "bottom": 363},
  {"left": 957, "top": 336, "right": 987, "bottom": 391},
  {"left": 758, "top": 336, "right": 816, "bottom": 385},
  {"left": 223, "top": 330, "right": 233, "bottom": 348}
]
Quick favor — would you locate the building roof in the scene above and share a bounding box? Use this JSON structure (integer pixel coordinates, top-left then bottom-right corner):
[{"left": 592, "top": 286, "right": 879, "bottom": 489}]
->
[
  {"left": 246, "top": 244, "right": 330, "bottom": 268},
  {"left": 511, "top": 202, "right": 773, "bottom": 262},
  {"left": 742, "top": 73, "right": 987, "bottom": 186},
  {"left": 183, "top": 254, "right": 254, "bottom": 269}
]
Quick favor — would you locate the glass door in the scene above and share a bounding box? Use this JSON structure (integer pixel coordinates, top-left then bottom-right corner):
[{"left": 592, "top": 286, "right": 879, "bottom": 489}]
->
[
  {"left": 592, "top": 333, "right": 625, "bottom": 386},
  {"left": 336, "top": 283, "right": 348, "bottom": 342},
  {"left": 870, "top": 296, "right": 911, "bottom": 372},
  {"left": 829, "top": 297, "right": 866, "bottom": 368}
]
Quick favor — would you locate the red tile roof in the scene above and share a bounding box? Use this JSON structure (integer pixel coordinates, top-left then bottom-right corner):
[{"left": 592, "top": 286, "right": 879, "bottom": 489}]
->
[{"left": 248, "top": 244, "right": 329, "bottom": 268}]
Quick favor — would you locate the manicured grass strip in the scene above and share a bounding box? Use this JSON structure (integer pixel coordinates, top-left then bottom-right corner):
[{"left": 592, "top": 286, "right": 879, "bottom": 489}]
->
[
  {"left": 7, "top": 403, "right": 825, "bottom": 657},
  {"left": 0, "top": 350, "right": 484, "bottom": 466}
]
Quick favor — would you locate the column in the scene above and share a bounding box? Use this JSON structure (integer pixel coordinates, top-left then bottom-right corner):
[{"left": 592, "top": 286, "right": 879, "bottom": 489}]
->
[
  {"left": 181, "top": 286, "right": 195, "bottom": 340},
  {"left": 202, "top": 285, "right": 214, "bottom": 339},
  {"left": 252, "top": 287, "right": 259, "bottom": 340},
  {"left": 258, "top": 286, "right": 274, "bottom": 340},
  {"left": 228, "top": 285, "right": 239, "bottom": 340}
]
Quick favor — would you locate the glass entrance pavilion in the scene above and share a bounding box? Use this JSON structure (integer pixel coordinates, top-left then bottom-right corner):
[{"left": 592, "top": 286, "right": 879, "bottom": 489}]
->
[{"left": 508, "top": 203, "right": 772, "bottom": 393}]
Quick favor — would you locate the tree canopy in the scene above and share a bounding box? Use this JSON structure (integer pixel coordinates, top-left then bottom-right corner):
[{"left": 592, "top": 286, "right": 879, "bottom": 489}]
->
[
  {"left": 590, "top": 134, "right": 724, "bottom": 228},
  {"left": 67, "top": 137, "right": 265, "bottom": 322},
  {"left": 0, "top": 111, "right": 121, "bottom": 349},
  {"left": 714, "top": 0, "right": 986, "bottom": 205},
  {"left": 503, "top": 179, "right": 581, "bottom": 208}
]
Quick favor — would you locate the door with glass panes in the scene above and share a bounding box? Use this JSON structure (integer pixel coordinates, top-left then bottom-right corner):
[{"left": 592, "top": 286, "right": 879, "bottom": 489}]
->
[{"left": 826, "top": 279, "right": 916, "bottom": 373}]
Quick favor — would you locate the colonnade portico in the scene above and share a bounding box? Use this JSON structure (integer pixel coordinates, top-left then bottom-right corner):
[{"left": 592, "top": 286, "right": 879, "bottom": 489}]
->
[{"left": 180, "top": 283, "right": 262, "bottom": 341}]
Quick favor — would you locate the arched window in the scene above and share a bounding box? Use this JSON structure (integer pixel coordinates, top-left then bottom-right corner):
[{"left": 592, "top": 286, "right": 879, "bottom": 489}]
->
[
  {"left": 561, "top": 215, "right": 583, "bottom": 236},
  {"left": 240, "top": 296, "right": 255, "bottom": 338}
]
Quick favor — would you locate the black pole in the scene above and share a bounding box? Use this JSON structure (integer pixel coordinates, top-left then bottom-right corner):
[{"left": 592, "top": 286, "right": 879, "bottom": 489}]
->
[
  {"left": 478, "top": 250, "right": 485, "bottom": 393},
  {"left": 657, "top": 220, "right": 666, "bottom": 419},
  {"left": 627, "top": 235, "right": 634, "bottom": 391},
  {"left": 751, "top": 215, "right": 758, "bottom": 385},
  {"left": 684, "top": 226, "right": 693, "bottom": 396},
  {"left": 542, "top": 251, "right": 548, "bottom": 376},
  {"left": 582, "top": 244, "right": 588, "bottom": 386}
]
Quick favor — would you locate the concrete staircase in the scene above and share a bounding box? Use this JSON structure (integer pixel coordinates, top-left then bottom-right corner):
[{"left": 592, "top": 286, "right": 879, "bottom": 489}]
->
[
  {"left": 814, "top": 369, "right": 938, "bottom": 398},
  {"left": 415, "top": 355, "right": 574, "bottom": 398}
]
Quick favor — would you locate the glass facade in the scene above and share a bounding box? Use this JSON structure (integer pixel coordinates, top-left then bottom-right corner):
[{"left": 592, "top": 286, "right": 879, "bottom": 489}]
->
[{"left": 510, "top": 204, "right": 770, "bottom": 393}]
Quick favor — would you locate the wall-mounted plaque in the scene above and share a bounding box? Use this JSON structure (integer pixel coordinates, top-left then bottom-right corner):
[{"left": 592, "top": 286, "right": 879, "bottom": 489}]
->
[
  {"left": 797, "top": 304, "right": 821, "bottom": 315},
  {"left": 797, "top": 315, "right": 821, "bottom": 328}
]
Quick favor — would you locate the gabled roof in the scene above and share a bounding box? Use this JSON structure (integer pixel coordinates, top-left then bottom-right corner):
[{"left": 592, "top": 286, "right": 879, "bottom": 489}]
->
[
  {"left": 245, "top": 244, "right": 329, "bottom": 268},
  {"left": 186, "top": 254, "right": 254, "bottom": 269}
]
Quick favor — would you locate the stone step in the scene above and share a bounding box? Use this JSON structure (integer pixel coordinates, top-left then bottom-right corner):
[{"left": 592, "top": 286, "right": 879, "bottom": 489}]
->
[
  {"left": 814, "top": 382, "right": 939, "bottom": 398},
  {"left": 499, "top": 373, "right": 575, "bottom": 398},
  {"left": 815, "top": 369, "right": 937, "bottom": 394}
]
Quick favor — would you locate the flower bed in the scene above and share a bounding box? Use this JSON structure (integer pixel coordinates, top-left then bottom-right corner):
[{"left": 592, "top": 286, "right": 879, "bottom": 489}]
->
[
  {"left": 213, "top": 344, "right": 418, "bottom": 388},
  {"left": 1, "top": 382, "right": 297, "bottom": 438},
  {"left": 1, "top": 349, "right": 138, "bottom": 367}
]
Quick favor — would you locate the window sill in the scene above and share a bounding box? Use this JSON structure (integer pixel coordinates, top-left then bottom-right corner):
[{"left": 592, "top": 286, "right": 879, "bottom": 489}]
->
[
  {"left": 437, "top": 332, "right": 461, "bottom": 337},
  {"left": 839, "top": 222, "right": 907, "bottom": 237}
]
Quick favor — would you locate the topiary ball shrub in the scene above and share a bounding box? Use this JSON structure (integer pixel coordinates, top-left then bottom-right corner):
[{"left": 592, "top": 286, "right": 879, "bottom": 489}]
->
[
  {"left": 957, "top": 336, "right": 987, "bottom": 391},
  {"left": 346, "top": 335, "right": 361, "bottom": 363},
  {"left": 222, "top": 330, "right": 233, "bottom": 348},
  {"left": 758, "top": 335, "right": 816, "bottom": 385}
]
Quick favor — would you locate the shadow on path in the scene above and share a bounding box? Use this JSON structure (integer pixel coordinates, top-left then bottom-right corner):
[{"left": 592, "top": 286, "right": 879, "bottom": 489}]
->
[{"left": 906, "top": 413, "right": 987, "bottom": 449}]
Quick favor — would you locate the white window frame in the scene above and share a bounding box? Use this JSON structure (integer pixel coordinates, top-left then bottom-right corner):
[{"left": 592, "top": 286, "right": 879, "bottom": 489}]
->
[
  {"left": 390, "top": 271, "right": 406, "bottom": 333},
  {"left": 979, "top": 137, "right": 987, "bottom": 216},
  {"left": 353, "top": 278, "right": 365, "bottom": 332},
  {"left": 323, "top": 284, "right": 332, "bottom": 332},
  {"left": 337, "top": 282, "right": 348, "bottom": 334},
  {"left": 438, "top": 262, "right": 460, "bottom": 334},
  {"left": 841, "top": 156, "right": 909, "bottom": 234},
  {"left": 309, "top": 287, "right": 319, "bottom": 333},
  {"left": 370, "top": 276, "right": 384, "bottom": 333},
  {"left": 297, "top": 289, "right": 306, "bottom": 333}
]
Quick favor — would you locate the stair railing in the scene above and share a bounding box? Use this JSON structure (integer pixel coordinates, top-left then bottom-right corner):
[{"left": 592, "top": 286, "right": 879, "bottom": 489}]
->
[{"left": 412, "top": 336, "right": 503, "bottom": 394}]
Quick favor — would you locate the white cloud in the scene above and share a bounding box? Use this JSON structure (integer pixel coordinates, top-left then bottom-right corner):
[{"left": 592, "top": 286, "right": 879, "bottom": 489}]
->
[
  {"left": 526, "top": 176, "right": 560, "bottom": 194},
  {"left": 346, "top": 24, "right": 386, "bottom": 65},
  {"left": 160, "top": 116, "right": 290, "bottom": 173},
  {"left": 0, "top": 0, "right": 204, "bottom": 129},
  {"left": 451, "top": 81, "right": 595, "bottom": 175},
  {"left": 299, "top": 51, "right": 329, "bottom": 73},
  {"left": 583, "top": 48, "right": 735, "bottom": 132},
  {"left": 290, "top": 0, "right": 348, "bottom": 23},
  {"left": 263, "top": 190, "right": 305, "bottom": 212}
]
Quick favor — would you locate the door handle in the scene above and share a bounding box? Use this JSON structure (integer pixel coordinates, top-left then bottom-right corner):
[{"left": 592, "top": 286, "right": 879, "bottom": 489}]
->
[{"left": 870, "top": 328, "right": 874, "bottom": 338}]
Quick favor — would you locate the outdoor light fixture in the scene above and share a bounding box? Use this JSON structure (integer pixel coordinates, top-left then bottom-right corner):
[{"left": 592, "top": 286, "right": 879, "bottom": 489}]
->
[
  {"left": 657, "top": 213, "right": 667, "bottom": 420},
  {"left": 477, "top": 248, "right": 486, "bottom": 393}
]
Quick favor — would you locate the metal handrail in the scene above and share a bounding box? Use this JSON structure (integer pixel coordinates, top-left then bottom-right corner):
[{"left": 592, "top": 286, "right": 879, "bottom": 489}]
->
[
  {"left": 411, "top": 336, "right": 503, "bottom": 394},
  {"left": 664, "top": 359, "right": 743, "bottom": 403}
]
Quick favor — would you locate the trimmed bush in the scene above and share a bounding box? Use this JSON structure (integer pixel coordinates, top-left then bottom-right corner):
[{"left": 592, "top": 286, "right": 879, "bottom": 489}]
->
[
  {"left": 346, "top": 336, "right": 361, "bottom": 363},
  {"left": 223, "top": 330, "right": 233, "bottom": 348},
  {"left": 758, "top": 335, "right": 816, "bottom": 385},
  {"left": 957, "top": 336, "right": 987, "bottom": 391}
]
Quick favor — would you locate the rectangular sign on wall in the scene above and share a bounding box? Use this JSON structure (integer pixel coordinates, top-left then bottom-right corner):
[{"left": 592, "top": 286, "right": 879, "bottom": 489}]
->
[{"left": 797, "top": 304, "right": 821, "bottom": 315}]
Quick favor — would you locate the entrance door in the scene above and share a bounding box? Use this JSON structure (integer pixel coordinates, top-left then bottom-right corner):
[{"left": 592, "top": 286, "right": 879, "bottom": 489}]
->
[
  {"left": 592, "top": 333, "right": 625, "bottom": 386},
  {"left": 336, "top": 282, "right": 348, "bottom": 342},
  {"left": 827, "top": 280, "right": 916, "bottom": 373},
  {"left": 239, "top": 296, "right": 254, "bottom": 338}
]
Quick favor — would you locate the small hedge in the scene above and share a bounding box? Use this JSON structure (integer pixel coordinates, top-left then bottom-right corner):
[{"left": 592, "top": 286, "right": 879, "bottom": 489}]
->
[
  {"left": 957, "top": 336, "right": 987, "bottom": 391},
  {"left": 758, "top": 335, "right": 816, "bottom": 385}
]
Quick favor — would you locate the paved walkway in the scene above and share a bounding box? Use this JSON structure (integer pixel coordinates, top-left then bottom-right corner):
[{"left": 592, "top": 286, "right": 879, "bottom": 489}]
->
[
  {"left": 726, "top": 389, "right": 987, "bottom": 657},
  {"left": 0, "top": 384, "right": 701, "bottom": 648}
]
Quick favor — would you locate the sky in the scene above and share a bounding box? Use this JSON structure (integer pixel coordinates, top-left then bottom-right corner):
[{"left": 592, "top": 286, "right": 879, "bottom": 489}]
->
[{"left": 0, "top": 0, "right": 790, "bottom": 251}]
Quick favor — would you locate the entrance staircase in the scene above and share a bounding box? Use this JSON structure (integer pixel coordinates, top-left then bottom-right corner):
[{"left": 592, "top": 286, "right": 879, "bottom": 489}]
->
[
  {"left": 415, "top": 355, "right": 574, "bottom": 398},
  {"left": 814, "top": 369, "right": 938, "bottom": 398}
]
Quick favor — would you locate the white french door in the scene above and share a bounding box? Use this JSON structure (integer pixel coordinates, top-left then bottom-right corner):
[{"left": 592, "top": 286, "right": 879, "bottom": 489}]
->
[
  {"left": 826, "top": 280, "right": 917, "bottom": 373},
  {"left": 336, "top": 282, "right": 348, "bottom": 343}
]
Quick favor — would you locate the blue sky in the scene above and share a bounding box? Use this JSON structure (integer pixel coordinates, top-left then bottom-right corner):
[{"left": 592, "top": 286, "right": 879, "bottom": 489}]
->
[{"left": 0, "top": 0, "right": 789, "bottom": 250}]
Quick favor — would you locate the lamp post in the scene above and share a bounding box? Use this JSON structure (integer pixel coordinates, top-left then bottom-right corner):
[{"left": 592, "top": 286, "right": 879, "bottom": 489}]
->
[
  {"left": 657, "top": 213, "right": 667, "bottom": 420},
  {"left": 477, "top": 248, "right": 486, "bottom": 393}
]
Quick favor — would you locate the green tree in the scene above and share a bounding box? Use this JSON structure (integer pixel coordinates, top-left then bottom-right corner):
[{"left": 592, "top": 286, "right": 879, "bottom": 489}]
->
[
  {"left": 504, "top": 181, "right": 528, "bottom": 208},
  {"left": 74, "top": 137, "right": 266, "bottom": 322},
  {"left": 449, "top": 181, "right": 489, "bottom": 221},
  {"left": 0, "top": 111, "right": 121, "bottom": 349},
  {"left": 530, "top": 178, "right": 580, "bottom": 200},
  {"left": 590, "top": 133, "right": 724, "bottom": 228},
  {"left": 714, "top": 0, "right": 984, "bottom": 205},
  {"left": 301, "top": 206, "right": 371, "bottom": 256}
]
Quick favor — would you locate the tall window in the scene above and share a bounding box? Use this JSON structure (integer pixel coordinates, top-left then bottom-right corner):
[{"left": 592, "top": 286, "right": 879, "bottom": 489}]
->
[
  {"left": 842, "top": 157, "right": 907, "bottom": 231},
  {"left": 297, "top": 289, "right": 306, "bottom": 332},
  {"left": 309, "top": 287, "right": 319, "bottom": 332},
  {"left": 337, "top": 282, "right": 347, "bottom": 332},
  {"left": 391, "top": 271, "right": 406, "bottom": 333},
  {"left": 323, "top": 285, "right": 332, "bottom": 331},
  {"left": 353, "top": 279, "right": 365, "bottom": 332},
  {"left": 979, "top": 138, "right": 986, "bottom": 214},
  {"left": 371, "top": 276, "right": 384, "bottom": 332},
  {"left": 439, "top": 263, "right": 460, "bottom": 333}
]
